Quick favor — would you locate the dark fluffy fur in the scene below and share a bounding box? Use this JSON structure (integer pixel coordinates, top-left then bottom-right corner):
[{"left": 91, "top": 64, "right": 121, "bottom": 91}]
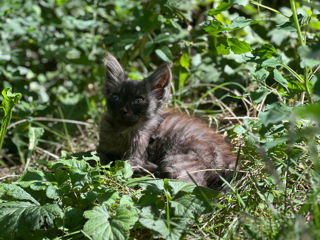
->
[{"left": 97, "top": 53, "right": 236, "bottom": 188}]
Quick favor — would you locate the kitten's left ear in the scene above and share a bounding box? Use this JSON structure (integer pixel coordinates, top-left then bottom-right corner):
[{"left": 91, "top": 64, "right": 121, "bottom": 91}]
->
[
  {"left": 145, "top": 63, "right": 172, "bottom": 105},
  {"left": 103, "top": 53, "right": 125, "bottom": 92}
]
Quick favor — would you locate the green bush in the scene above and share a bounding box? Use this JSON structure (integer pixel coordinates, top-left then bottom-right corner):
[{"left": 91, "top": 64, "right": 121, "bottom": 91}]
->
[{"left": 1, "top": 0, "right": 320, "bottom": 239}]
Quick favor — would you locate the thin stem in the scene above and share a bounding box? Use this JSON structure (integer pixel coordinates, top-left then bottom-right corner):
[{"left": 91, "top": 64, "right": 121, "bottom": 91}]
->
[
  {"left": 289, "top": 0, "right": 312, "bottom": 103},
  {"left": 289, "top": 0, "right": 304, "bottom": 46},
  {"left": 250, "top": 1, "right": 283, "bottom": 16}
]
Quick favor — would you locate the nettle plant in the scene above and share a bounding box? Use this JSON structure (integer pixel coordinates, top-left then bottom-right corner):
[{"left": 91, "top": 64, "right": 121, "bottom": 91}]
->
[{"left": 0, "top": 153, "right": 220, "bottom": 240}]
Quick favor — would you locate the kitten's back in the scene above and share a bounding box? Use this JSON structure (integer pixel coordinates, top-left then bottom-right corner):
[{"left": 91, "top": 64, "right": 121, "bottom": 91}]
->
[{"left": 148, "top": 108, "right": 236, "bottom": 187}]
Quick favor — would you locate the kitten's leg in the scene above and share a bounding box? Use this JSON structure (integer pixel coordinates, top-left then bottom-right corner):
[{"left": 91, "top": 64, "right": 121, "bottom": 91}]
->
[
  {"left": 129, "top": 157, "right": 158, "bottom": 175},
  {"left": 158, "top": 154, "right": 211, "bottom": 186}
]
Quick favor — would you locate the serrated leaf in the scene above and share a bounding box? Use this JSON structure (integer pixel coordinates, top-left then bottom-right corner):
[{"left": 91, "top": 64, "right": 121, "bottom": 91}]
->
[
  {"left": 297, "top": 45, "right": 320, "bottom": 68},
  {"left": 227, "top": 38, "right": 251, "bottom": 54},
  {"left": 171, "top": 193, "right": 211, "bottom": 218},
  {"left": 202, "top": 19, "right": 228, "bottom": 35},
  {"left": 228, "top": 16, "right": 253, "bottom": 29},
  {"left": 209, "top": 2, "right": 232, "bottom": 15},
  {"left": 252, "top": 44, "right": 278, "bottom": 60},
  {"left": 109, "top": 160, "right": 133, "bottom": 180},
  {"left": 258, "top": 103, "right": 290, "bottom": 127},
  {"left": 215, "top": 36, "right": 230, "bottom": 55},
  {"left": 179, "top": 52, "right": 190, "bottom": 70},
  {"left": 254, "top": 68, "right": 270, "bottom": 82},
  {"left": 0, "top": 201, "right": 63, "bottom": 240},
  {"left": 261, "top": 58, "right": 281, "bottom": 68},
  {"left": 0, "top": 183, "right": 39, "bottom": 204},
  {"left": 273, "top": 69, "right": 288, "bottom": 88},
  {"left": 83, "top": 201, "right": 138, "bottom": 240},
  {"left": 139, "top": 206, "right": 183, "bottom": 240}
]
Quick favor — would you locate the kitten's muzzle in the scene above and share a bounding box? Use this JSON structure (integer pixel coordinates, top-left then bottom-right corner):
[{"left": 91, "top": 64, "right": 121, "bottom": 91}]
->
[{"left": 120, "top": 107, "right": 128, "bottom": 115}]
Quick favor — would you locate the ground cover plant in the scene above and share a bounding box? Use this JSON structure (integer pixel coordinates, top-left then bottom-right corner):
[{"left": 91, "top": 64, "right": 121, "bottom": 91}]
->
[{"left": 0, "top": 0, "right": 320, "bottom": 239}]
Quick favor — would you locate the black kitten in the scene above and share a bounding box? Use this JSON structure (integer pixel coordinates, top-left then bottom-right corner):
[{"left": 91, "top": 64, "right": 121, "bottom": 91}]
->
[{"left": 97, "top": 53, "right": 236, "bottom": 188}]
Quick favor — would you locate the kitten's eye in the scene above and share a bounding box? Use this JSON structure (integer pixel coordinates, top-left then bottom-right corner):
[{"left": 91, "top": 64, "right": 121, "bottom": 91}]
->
[
  {"left": 112, "top": 94, "right": 119, "bottom": 102},
  {"left": 133, "top": 97, "right": 144, "bottom": 104}
]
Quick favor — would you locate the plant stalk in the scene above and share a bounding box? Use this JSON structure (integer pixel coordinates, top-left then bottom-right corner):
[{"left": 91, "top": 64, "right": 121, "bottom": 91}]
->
[{"left": 289, "top": 0, "right": 312, "bottom": 103}]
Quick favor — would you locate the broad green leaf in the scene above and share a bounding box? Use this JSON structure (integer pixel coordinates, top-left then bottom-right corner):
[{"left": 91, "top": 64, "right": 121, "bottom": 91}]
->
[
  {"left": 202, "top": 20, "right": 228, "bottom": 35},
  {"left": 171, "top": 193, "right": 211, "bottom": 218},
  {"left": 228, "top": 16, "right": 253, "bottom": 29},
  {"left": 298, "top": 45, "right": 320, "bottom": 68},
  {"left": 254, "top": 68, "right": 270, "bottom": 82},
  {"left": 250, "top": 88, "right": 268, "bottom": 104},
  {"left": 0, "top": 88, "right": 21, "bottom": 152},
  {"left": 252, "top": 44, "right": 278, "bottom": 60},
  {"left": 139, "top": 206, "right": 183, "bottom": 240},
  {"left": 109, "top": 160, "right": 133, "bottom": 180},
  {"left": 273, "top": 69, "right": 288, "bottom": 88},
  {"left": 209, "top": 2, "right": 232, "bottom": 15},
  {"left": 0, "top": 183, "right": 39, "bottom": 204},
  {"left": 294, "top": 102, "right": 320, "bottom": 121},
  {"left": 261, "top": 58, "right": 282, "bottom": 68},
  {"left": 264, "top": 137, "right": 288, "bottom": 151},
  {"left": 179, "top": 52, "right": 190, "bottom": 70},
  {"left": 0, "top": 201, "right": 63, "bottom": 240},
  {"left": 83, "top": 200, "right": 138, "bottom": 240},
  {"left": 215, "top": 36, "right": 230, "bottom": 55},
  {"left": 227, "top": 38, "right": 251, "bottom": 54},
  {"left": 258, "top": 103, "right": 291, "bottom": 127}
]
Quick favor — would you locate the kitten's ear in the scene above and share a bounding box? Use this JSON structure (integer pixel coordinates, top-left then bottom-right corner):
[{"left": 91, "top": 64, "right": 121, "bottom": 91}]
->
[
  {"left": 145, "top": 63, "right": 172, "bottom": 104},
  {"left": 103, "top": 53, "right": 125, "bottom": 91}
]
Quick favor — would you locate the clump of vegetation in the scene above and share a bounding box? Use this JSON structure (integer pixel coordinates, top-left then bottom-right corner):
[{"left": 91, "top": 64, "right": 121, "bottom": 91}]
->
[{"left": 0, "top": 0, "right": 319, "bottom": 239}]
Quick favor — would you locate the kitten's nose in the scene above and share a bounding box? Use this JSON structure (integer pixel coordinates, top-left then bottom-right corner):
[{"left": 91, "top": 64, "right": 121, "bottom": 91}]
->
[{"left": 120, "top": 107, "right": 128, "bottom": 115}]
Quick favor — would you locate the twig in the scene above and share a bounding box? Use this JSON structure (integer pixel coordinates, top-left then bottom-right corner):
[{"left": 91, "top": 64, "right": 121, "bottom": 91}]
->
[
  {"left": 35, "top": 146, "right": 59, "bottom": 159},
  {"left": 0, "top": 174, "right": 19, "bottom": 180},
  {"left": 223, "top": 116, "right": 259, "bottom": 121},
  {"left": 8, "top": 117, "right": 93, "bottom": 129}
]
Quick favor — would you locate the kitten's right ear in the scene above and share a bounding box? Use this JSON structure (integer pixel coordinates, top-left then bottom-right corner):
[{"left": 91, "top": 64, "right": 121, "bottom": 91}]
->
[{"left": 103, "top": 53, "right": 125, "bottom": 91}]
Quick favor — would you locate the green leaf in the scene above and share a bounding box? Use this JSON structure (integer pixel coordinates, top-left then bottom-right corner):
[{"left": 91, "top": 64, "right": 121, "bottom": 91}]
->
[
  {"left": 28, "top": 127, "right": 44, "bottom": 151},
  {"left": 109, "top": 160, "right": 133, "bottom": 180},
  {"left": 298, "top": 45, "right": 320, "bottom": 68},
  {"left": 294, "top": 102, "right": 320, "bottom": 121},
  {"left": 156, "top": 46, "right": 173, "bottom": 62},
  {"left": 250, "top": 88, "right": 268, "bottom": 104},
  {"left": 273, "top": 69, "right": 288, "bottom": 88},
  {"left": 208, "top": 2, "right": 232, "bottom": 15},
  {"left": 0, "top": 183, "right": 39, "bottom": 204},
  {"left": 83, "top": 200, "right": 138, "bottom": 240},
  {"left": 215, "top": 36, "right": 230, "bottom": 55},
  {"left": 228, "top": 16, "right": 253, "bottom": 29},
  {"left": 179, "top": 52, "right": 190, "bottom": 70},
  {"left": 252, "top": 44, "right": 278, "bottom": 60},
  {"left": 0, "top": 201, "right": 63, "bottom": 240},
  {"left": 254, "top": 68, "right": 270, "bottom": 82},
  {"left": 258, "top": 103, "right": 291, "bottom": 127},
  {"left": 0, "top": 88, "right": 21, "bottom": 152},
  {"left": 261, "top": 58, "right": 282, "bottom": 68},
  {"left": 202, "top": 20, "right": 227, "bottom": 35},
  {"left": 227, "top": 38, "right": 251, "bottom": 54}
]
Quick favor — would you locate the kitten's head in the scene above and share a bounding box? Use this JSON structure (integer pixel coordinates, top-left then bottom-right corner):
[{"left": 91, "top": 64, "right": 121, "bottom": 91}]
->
[{"left": 103, "top": 53, "right": 171, "bottom": 126}]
